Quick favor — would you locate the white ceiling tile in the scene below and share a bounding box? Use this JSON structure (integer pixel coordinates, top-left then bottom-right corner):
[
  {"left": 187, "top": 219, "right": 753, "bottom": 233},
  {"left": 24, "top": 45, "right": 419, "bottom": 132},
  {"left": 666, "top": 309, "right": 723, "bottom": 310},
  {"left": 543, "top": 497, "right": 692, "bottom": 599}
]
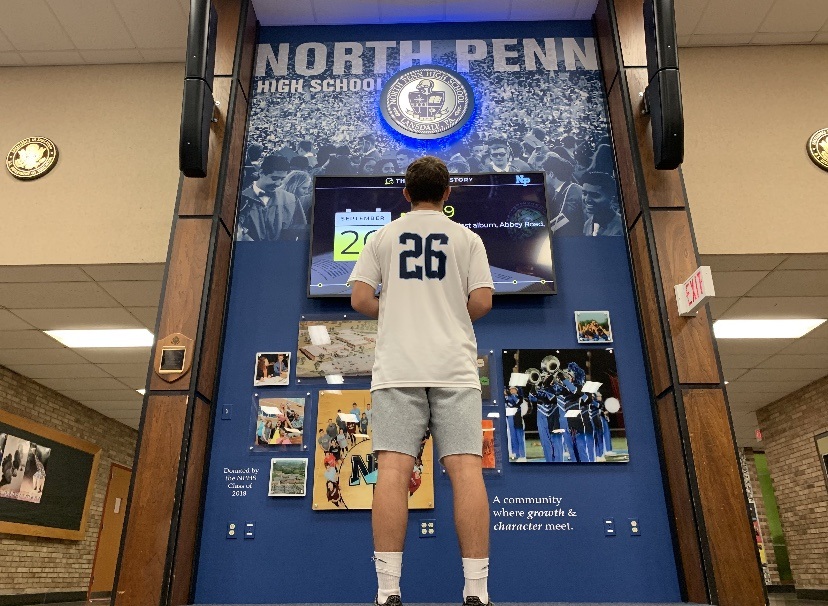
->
[
  {"left": 81, "top": 263, "right": 165, "bottom": 282},
  {"left": 61, "top": 389, "right": 143, "bottom": 402},
  {"left": 751, "top": 32, "right": 817, "bottom": 44},
  {"left": 701, "top": 254, "right": 786, "bottom": 272},
  {"left": 758, "top": 0, "right": 828, "bottom": 33},
  {"left": 0, "top": 52, "right": 24, "bottom": 65},
  {"left": 445, "top": 1, "right": 509, "bottom": 22},
  {"left": 111, "top": 0, "right": 188, "bottom": 48},
  {"left": 117, "top": 376, "right": 147, "bottom": 390},
  {"left": 97, "top": 363, "right": 149, "bottom": 377},
  {"left": 747, "top": 270, "right": 828, "bottom": 297},
  {"left": 0, "top": 265, "right": 91, "bottom": 282},
  {"left": 0, "top": 282, "right": 118, "bottom": 309},
  {"left": 127, "top": 307, "right": 159, "bottom": 329},
  {"left": 757, "top": 354, "right": 828, "bottom": 369},
  {"left": 380, "top": 0, "right": 442, "bottom": 24},
  {"left": 716, "top": 338, "right": 794, "bottom": 356},
  {"left": 675, "top": 0, "right": 710, "bottom": 36},
  {"left": 179, "top": 0, "right": 190, "bottom": 19},
  {"left": 726, "top": 380, "right": 805, "bottom": 394},
  {"left": 721, "top": 296, "right": 828, "bottom": 319},
  {"left": 3, "top": 363, "right": 110, "bottom": 379},
  {"left": 37, "top": 377, "right": 132, "bottom": 392},
  {"left": 74, "top": 347, "right": 153, "bottom": 364},
  {"left": 688, "top": 33, "right": 755, "bottom": 46},
  {"left": 0, "top": 348, "right": 89, "bottom": 365},
  {"left": 94, "top": 400, "right": 144, "bottom": 411},
  {"left": 0, "top": 28, "right": 14, "bottom": 52},
  {"left": 712, "top": 271, "right": 769, "bottom": 297},
  {"left": 814, "top": 32, "right": 828, "bottom": 43},
  {"left": 20, "top": 50, "right": 86, "bottom": 65},
  {"left": 0, "top": 330, "right": 64, "bottom": 349},
  {"left": 776, "top": 254, "right": 828, "bottom": 270},
  {"left": 11, "top": 307, "right": 144, "bottom": 330},
  {"left": 138, "top": 47, "right": 186, "bottom": 62},
  {"left": 98, "top": 281, "right": 162, "bottom": 307},
  {"left": 723, "top": 368, "right": 748, "bottom": 381},
  {"left": 738, "top": 367, "right": 826, "bottom": 383},
  {"left": 727, "top": 390, "right": 789, "bottom": 409},
  {"left": 253, "top": 0, "right": 315, "bottom": 25},
  {"left": 719, "top": 353, "right": 770, "bottom": 369},
  {"left": 79, "top": 49, "right": 145, "bottom": 64},
  {"left": 510, "top": 0, "right": 577, "bottom": 20},
  {"left": 677, "top": 35, "right": 692, "bottom": 46},
  {"left": 694, "top": 0, "right": 774, "bottom": 34},
  {"left": 708, "top": 296, "right": 738, "bottom": 319},
  {"left": 780, "top": 337, "right": 828, "bottom": 355},
  {"left": 0, "top": 310, "right": 33, "bottom": 330},
  {"left": 572, "top": 0, "right": 599, "bottom": 20},
  {"left": 800, "top": 321, "right": 828, "bottom": 339},
  {"left": 46, "top": 0, "right": 135, "bottom": 50},
  {"left": 0, "top": 0, "right": 75, "bottom": 51},
  {"left": 315, "top": 0, "right": 379, "bottom": 24}
]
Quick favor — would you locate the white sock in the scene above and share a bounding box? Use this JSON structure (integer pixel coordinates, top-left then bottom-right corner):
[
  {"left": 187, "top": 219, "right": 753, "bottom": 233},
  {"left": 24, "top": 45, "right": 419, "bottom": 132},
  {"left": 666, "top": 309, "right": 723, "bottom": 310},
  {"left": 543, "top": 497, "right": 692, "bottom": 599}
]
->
[
  {"left": 374, "top": 551, "right": 402, "bottom": 603},
  {"left": 462, "top": 557, "right": 489, "bottom": 603}
]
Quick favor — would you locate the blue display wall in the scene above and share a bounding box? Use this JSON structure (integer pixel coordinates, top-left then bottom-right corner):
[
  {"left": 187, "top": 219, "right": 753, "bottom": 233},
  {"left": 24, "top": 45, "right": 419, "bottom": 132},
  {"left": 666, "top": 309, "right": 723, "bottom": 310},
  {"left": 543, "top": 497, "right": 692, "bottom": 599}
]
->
[{"left": 194, "top": 20, "right": 681, "bottom": 604}]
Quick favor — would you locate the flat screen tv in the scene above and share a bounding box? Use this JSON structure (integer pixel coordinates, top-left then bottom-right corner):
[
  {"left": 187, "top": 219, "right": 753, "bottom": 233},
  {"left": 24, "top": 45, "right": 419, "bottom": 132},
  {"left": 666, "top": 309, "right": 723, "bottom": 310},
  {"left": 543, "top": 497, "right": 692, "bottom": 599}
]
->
[{"left": 308, "top": 172, "right": 556, "bottom": 297}]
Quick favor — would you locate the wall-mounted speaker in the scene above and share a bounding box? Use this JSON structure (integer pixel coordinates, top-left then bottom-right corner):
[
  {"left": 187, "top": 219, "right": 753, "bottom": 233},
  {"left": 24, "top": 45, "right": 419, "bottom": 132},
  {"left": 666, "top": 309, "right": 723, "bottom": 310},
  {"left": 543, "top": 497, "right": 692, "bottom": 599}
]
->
[
  {"left": 643, "top": 0, "right": 684, "bottom": 170},
  {"left": 179, "top": 0, "right": 218, "bottom": 178}
]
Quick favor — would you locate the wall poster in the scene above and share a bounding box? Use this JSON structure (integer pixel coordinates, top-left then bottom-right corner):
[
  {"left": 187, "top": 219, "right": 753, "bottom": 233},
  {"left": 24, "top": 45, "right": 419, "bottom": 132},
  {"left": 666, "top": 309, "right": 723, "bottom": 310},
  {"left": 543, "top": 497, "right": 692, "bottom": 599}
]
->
[{"left": 312, "top": 389, "right": 434, "bottom": 510}]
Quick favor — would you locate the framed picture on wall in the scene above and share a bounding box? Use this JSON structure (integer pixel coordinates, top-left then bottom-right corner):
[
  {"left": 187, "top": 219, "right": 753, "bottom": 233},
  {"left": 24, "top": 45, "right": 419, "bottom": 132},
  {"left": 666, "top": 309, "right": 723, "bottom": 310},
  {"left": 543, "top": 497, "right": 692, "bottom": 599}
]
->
[
  {"left": 254, "top": 352, "right": 291, "bottom": 386},
  {"left": 574, "top": 310, "right": 613, "bottom": 343},
  {"left": 0, "top": 409, "right": 101, "bottom": 539},
  {"left": 816, "top": 432, "right": 828, "bottom": 492}
]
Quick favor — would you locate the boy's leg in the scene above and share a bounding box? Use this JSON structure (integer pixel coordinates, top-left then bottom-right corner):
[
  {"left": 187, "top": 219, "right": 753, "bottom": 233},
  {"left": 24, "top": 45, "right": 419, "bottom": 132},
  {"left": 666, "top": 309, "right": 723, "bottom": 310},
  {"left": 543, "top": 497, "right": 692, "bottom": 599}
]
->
[{"left": 373, "top": 450, "right": 416, "bottom": 552}]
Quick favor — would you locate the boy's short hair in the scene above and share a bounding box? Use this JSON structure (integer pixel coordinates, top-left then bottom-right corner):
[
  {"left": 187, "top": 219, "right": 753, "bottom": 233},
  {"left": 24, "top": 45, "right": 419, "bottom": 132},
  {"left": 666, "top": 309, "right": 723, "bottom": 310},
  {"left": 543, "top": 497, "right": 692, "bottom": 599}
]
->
[{"left": 405, "top": 156, "right": 449, "bottom": 203}]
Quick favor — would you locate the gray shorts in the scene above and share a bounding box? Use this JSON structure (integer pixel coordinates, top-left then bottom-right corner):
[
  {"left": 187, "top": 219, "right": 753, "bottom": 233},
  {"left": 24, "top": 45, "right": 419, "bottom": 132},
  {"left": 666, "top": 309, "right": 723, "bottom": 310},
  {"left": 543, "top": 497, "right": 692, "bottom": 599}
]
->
[{"left": 371, "top": 387, "right": 482, "bottom": 461}]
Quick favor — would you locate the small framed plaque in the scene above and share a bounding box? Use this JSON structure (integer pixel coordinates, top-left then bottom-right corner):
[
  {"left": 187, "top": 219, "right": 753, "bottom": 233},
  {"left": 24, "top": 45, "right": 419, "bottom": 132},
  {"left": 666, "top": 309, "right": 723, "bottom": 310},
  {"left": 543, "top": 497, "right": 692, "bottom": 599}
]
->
[{"left": 153, "top": 333, "right": 194, "bottom": 382}]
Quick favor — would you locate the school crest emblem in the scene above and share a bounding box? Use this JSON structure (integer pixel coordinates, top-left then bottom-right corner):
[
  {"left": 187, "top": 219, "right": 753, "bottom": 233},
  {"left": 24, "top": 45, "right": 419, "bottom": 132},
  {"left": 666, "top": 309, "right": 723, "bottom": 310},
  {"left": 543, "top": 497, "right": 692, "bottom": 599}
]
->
[{"left": 381, "top": 66, "right": 474, "bottom": 139}]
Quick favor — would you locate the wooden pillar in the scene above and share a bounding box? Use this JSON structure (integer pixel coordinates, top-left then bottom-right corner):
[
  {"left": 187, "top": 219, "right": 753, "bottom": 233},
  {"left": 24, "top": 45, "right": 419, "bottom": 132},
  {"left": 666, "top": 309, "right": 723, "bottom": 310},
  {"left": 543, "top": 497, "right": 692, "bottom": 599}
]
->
[
  {"left": 593, "top": 1, "right": 767, "bottom": 604},
  {"left": 112, "top": 2, "right": 256, "bottom": 605}
]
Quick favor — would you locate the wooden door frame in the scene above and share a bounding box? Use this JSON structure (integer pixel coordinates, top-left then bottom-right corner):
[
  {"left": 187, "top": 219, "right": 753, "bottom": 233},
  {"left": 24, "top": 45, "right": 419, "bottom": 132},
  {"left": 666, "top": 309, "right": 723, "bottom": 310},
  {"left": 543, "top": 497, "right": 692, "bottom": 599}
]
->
[{"left": 87, "top": 463, "right": 132, "bottom": 601}]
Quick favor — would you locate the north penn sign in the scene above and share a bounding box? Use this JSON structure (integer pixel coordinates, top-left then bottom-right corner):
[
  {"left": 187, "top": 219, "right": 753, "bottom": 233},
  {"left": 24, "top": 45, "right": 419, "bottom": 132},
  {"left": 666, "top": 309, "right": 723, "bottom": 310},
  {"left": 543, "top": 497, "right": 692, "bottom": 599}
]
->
[{"left": 381, "top": 65, "right": 474, "bottom": 139}]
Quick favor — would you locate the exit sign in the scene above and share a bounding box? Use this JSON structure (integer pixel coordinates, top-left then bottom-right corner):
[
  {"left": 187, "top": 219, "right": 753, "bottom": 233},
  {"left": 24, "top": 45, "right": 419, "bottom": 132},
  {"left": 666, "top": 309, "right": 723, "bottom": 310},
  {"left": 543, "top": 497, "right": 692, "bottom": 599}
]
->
[{"left": 675, "top": 266, "right": 715, "bottom": 317}]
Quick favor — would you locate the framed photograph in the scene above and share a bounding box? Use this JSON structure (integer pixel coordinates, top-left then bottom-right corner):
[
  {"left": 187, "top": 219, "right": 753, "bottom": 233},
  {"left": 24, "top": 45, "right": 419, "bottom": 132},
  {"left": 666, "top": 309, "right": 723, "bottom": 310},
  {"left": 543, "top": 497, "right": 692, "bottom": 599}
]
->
[
  {"left": 0, "top": 410, "right": 101, "bottom": 539},
  {"left": 254, "top": 396, "right": 305, "bottom": 448},
  {"left": 159, "top": 346, "right": 187, "bottom": 373},
  {"left": 477, "top": 353, "right": 492, "bottom": 400},
  {"left": 268, "top": 458, "right": 308, "bottom": 497},
  {"left": 296, "top": 318, "right": 377, "bottom": 379},
  {"left": 312, "top": 390, "right": 434, "bottom": 510},
  {"left": 502, "top": 348, "right": 627, "bottom": 464},
  {"left": 254, "top": 352, "right": 290, "bottom": 386},
  {"left": 574, "top": 310, "right": 613, "bottom": 343}
]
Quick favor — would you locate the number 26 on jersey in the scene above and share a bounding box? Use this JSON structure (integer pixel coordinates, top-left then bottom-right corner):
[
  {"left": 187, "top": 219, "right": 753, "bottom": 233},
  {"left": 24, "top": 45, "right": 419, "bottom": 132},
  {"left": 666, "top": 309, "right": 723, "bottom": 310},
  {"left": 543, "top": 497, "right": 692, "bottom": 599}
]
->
[{"left": 399, "top": 233, "right": 449, "bottom": 280}]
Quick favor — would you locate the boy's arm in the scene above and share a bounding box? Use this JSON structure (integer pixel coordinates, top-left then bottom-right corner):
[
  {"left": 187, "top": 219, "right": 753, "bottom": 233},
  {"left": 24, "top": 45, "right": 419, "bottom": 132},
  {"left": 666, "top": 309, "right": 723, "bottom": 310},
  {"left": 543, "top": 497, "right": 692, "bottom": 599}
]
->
[
  {"left": 467, "top": 286, "right": 493, "bottom": 322},
  {"left": 351, "top": 281, "right": 380, "bottom": 319}
]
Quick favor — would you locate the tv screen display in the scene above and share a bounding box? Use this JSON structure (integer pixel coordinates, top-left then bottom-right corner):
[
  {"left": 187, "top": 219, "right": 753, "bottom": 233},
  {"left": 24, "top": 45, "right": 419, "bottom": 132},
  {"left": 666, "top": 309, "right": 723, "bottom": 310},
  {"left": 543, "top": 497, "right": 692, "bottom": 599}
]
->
[{"left": 308, "top": 172, "right": 556, "bottom": 297}]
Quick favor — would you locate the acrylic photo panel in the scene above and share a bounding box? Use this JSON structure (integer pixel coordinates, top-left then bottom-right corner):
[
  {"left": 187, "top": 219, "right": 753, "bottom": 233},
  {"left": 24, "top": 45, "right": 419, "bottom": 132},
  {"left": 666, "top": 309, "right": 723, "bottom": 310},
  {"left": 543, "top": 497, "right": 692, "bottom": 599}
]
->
[
  {"left": 574, "top": 310, "right": 613, "bottom": 343},
  {"left": 296, "top": 319, "right": 377, "bottom": 379},
  {"left": 254, "top": 352, "right": 290, "bottom": 386},
  {"left": 268, "top": 458, "right": 308, "bottom": 497},
  {"left": 477, "top": 353, "right": 492, "bottom": 400},
  {"left": 253, "top": 396, "right": 306, "bottom": 448},
  {"left": 501, "top": 348, "right": 628, "bottom": 463},
  {"left": 312, "top": 390, "right": 434, "bottom": 510}
]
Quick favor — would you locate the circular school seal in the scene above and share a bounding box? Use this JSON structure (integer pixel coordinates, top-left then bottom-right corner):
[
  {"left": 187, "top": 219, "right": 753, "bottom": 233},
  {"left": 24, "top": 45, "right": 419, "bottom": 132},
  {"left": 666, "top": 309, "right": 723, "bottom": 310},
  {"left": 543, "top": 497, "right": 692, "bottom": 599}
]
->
[
  {"left": 806, "top": 128, "right": 828, "bottom": 172},
  {"left": 380, "top": 66, "right": 474, "bottom": 140},
  {"left": 6, "top": 137, "right": 59, "bottom": 180}
]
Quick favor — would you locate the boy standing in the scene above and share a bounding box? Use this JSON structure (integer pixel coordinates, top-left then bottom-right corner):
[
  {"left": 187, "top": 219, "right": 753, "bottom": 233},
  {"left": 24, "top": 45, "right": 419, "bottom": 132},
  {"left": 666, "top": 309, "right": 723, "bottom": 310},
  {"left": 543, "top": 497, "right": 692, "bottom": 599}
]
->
[{"left": 349, "top": 156, "right": 494, "bottom": 606}]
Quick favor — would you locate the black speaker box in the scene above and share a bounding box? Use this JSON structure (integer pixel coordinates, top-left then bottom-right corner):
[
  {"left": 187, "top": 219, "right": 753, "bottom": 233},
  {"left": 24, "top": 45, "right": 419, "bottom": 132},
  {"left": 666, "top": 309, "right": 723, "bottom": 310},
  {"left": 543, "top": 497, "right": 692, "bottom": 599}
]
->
[
  {"left": 179, "top": 1, "right": 218, "bottom": 178},
  {"left": 643, "top": 0, "right": 684, "bottom": 170}
]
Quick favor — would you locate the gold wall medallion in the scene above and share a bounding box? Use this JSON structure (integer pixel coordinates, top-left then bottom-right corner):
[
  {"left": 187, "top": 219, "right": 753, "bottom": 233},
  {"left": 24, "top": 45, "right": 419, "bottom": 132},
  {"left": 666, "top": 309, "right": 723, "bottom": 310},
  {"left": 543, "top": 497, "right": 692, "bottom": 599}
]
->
[
  {"left": 807, "top": 128, "right": 828, "bottom": 172},
  {"left": 6, "top": 137, "right": 59, "bottom": 180}
]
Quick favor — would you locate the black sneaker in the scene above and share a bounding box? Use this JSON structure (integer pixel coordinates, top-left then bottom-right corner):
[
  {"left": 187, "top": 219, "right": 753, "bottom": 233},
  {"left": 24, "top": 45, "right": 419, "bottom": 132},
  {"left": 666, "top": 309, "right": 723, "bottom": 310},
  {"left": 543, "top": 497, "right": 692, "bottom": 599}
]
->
[
  {"left": 463, "top": 596, "right": 493, "bottom": 606},
  {"left": 375, "top": 595, "right": 402, "bottom": 606}
]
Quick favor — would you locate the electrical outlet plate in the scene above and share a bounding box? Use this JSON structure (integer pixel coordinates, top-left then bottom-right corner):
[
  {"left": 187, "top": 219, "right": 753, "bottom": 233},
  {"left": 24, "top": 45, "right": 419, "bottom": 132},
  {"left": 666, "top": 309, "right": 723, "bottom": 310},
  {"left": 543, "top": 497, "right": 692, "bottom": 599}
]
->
[
  {"left": 629, "top": 518, "right": 640, "bottom": 536},
  {"left": 244, "top": 521, "right": 255, "bottom": 539},
  {"left": 419, "top": 519, "right": 436, "bottom": 538},
  {"left": 227, "top": 521, "right": 238, "bottom": 539},
  {"left": 604, "top": 518, "right": 615, "bottom": 536}
]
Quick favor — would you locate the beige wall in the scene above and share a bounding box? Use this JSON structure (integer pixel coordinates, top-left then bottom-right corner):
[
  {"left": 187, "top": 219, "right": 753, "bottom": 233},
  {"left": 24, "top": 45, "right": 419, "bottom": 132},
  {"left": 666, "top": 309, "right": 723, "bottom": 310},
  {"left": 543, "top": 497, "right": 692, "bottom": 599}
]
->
[
  {"left": 0, "top": 64, "right": 182, "bottom": 265},
  {"left": 680, "top": 45, "right": 828, "bottom": 255}
]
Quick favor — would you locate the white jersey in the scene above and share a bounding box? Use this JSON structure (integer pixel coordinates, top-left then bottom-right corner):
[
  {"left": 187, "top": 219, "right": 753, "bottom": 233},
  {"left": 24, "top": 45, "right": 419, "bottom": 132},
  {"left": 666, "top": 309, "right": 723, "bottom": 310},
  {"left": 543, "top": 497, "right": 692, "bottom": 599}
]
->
[{"left": 349, "top": 209, "right": 494, "bottom": 391}]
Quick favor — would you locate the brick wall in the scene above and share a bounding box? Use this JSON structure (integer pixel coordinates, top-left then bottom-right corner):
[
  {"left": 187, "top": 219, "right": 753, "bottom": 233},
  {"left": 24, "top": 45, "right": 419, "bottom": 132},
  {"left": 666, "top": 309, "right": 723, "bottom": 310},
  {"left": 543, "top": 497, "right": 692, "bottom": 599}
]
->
[
  {"left": 0, "top": 365, "right": 137, "bottom": 598},
  {"left": 756, "top": 374, "right": 828, "bottom": 592},
  {"left": 742, "top": 447, "right": 780, "bottom": 585}
]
